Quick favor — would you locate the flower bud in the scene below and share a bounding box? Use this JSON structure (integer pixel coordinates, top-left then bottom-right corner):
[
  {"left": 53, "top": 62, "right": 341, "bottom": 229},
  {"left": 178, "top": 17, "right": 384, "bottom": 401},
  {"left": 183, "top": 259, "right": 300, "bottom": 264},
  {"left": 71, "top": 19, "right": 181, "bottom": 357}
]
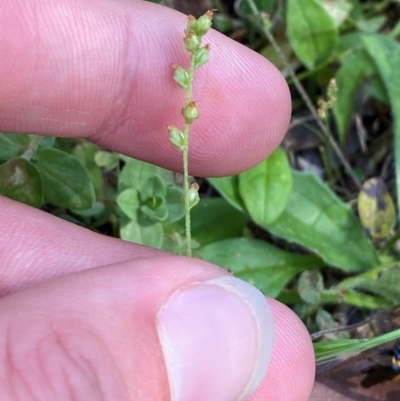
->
[
  {"left": 168, "top": 125, "right": 186, "bottom": 151},
  {"left": 188, "top": 182, "right": 200, "bottom": 209},
  {"left": 327, "top": 78, "right": 337, "bottom": 108},
  {"left": 184, "top": 30, "right": 201, "bottom": 52},
  {"left": 172, "top": 64, "right": 190, "bottom": 90},
  {"left": 191, "top": 10, "right": 213, "bottom": 37},
  {"left": 193, "top": 45, "right": 210, "bottom": 69},
  {"left": 186, "top": 15, "right": 196, "bottom": 32},
  {"left": 261, "top": 12, "right": 272, "bottom": 30},
  {"left": 182, "top": 101, "right": 199, "bottom": 124}
]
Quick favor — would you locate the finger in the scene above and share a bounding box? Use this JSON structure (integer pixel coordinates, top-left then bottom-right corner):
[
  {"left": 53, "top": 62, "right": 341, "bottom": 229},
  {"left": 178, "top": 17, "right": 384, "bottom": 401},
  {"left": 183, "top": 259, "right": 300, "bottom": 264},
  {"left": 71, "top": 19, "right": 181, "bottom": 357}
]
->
[
  {"left": 0, "top": 0, "right": 291, "bottom": 177},
  {"left": 0, "top": 257, "right": 314, "bottom": 401},
  {"left": 0, "top": 195, "right": 165, "bottom": 296},
  {"left": 248, "top": 299, "right": 315, "bottom": 401}
]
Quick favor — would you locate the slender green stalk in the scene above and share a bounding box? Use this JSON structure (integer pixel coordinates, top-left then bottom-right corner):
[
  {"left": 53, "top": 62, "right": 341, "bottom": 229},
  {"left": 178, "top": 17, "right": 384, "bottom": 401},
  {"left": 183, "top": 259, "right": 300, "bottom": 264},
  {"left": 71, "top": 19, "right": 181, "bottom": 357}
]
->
[
  {"left": 182, "top": 57, "right": 196, "bottom": 256},
  {"left": 380, "top": 229, "right": 400, "bottom": 255},
  {"left": 168, "top": 11, "right": 213, "bottom": 256}
]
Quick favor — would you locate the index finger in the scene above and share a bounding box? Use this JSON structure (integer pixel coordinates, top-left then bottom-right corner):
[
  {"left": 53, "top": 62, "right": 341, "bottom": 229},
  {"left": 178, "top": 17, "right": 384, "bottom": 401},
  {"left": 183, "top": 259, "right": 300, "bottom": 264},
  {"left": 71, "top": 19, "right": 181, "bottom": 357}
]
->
[{"left": 0, "top": 0, "right": 291, "bottom": 177}]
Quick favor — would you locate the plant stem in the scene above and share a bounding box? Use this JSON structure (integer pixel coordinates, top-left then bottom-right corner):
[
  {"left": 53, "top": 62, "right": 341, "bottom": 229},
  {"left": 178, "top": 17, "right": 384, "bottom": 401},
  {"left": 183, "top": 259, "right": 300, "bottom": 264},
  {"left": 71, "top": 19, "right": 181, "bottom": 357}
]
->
[
  {"left": 22, "top": 135, "right": 44, "bottom": 161},
  {"left": 245, "top": 0, "right": 362, "bottom": 190},
  {"left": 379, "top": 229, "right": 400, "bottom": 255},
  {"left": 183, "top": 57, "right": 196, "bottom": 257}
]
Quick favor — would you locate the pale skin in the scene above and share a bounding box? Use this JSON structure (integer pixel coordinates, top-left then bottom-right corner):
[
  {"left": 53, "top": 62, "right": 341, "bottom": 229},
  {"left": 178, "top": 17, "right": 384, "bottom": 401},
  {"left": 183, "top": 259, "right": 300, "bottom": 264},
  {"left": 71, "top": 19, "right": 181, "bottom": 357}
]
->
[{"left": 0, "top": 1, "right": 315, "bottom": 400}]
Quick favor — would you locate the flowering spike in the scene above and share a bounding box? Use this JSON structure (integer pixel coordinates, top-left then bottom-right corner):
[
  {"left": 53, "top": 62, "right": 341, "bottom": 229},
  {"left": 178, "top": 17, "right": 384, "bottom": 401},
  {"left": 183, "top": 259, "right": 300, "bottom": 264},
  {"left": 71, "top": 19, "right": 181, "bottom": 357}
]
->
[{"left": 167, "top": 10, "right": 213, "bottom": 256}]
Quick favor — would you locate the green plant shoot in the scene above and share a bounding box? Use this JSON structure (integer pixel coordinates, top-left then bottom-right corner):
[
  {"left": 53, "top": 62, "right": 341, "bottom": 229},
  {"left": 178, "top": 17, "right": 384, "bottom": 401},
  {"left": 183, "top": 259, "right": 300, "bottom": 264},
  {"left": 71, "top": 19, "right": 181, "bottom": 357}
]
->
[{"left": 168, "top": 11, "right": 213, "bottom": 257}]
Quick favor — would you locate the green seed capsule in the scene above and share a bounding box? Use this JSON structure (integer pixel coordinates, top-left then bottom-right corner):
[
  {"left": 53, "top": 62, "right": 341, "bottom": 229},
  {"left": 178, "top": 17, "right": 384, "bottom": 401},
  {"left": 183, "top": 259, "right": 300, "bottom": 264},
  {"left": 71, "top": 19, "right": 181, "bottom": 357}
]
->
[
  {"left": 168, "top": 125, "right": 185, "bottom": 151},
  {"left": 172, "top": 65, "right": 190, "bottom": 90},
  {"left": 182, "top": 101, "right": 199, "bottom": 124},
  {"left": 193, "top": 46, "right": 210, "bottom": 69},
  {"left": 184, "top": 31, "right": 201, "bottom": 52}
]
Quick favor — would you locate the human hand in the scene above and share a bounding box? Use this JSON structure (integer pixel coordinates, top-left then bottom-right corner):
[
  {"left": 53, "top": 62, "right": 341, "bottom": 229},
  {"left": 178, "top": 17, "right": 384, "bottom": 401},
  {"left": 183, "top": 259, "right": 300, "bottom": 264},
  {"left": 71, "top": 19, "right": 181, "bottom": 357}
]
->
[{"left": 0, "top": 1, "right": 315, "bottom": 400}]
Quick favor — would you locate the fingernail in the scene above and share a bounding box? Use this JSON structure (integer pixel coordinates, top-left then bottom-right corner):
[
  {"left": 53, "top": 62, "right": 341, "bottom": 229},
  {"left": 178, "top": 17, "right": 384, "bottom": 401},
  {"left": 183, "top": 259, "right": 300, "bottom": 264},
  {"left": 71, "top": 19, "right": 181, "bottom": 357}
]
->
[{"left": 157, "top": 276, "right": 274, "bottom": 401}]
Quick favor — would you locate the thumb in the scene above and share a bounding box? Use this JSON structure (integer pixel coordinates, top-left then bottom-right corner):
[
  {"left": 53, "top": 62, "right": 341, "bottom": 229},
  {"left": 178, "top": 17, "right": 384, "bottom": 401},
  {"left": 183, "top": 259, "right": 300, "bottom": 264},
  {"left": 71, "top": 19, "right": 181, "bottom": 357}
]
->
[{"left": 0, "top": 257, "right": 274, "bottom": 401}]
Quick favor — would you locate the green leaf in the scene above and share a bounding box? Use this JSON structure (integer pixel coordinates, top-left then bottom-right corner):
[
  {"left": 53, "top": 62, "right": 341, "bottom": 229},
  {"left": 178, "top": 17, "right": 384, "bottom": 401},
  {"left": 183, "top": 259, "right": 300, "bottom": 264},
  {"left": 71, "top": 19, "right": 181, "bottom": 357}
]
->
[
  {"left": 239, "top": 148, "right": 292, "bottom": 225},
  {"left": 34, "top": 148, "right": 95, "bottom": 209},
  {"left": 314, "top": 328, "right": 400, "bottom": 364},
  {"left": 361, "top": 34, "right": 400, "bottom": 217},
  {"left": 333, "top": 44, "right": 377, "bottom": 142},
  {"left": 238, "top": 0, "right": 274, "bottom": 14},
  {"left": 297, "top": 270, "right": 324, "bottom": 304},
  {"left": 0, "top": 133, "right": 29, "bottom": 160},
  {"left": 208, "top": 175, "right": 246, "bottom": 213},
  {"left": 179, "top": 198, "right": 247, "bottom": 246},
  {"left": 344, "top": 267, "right": 400, "bottom": 305},
  {"left": 0, "top": 157, "right": 43, "bottom": 207},
  {"left": 70, "top": 201, "right": 105, "bottom": 218},
  {"left": 38, "top": 136, "right": 56, "bottom": 149},
  {"left": 72, "top": 142, "right": 103, "bottom": 194},
  {"left": 266, "top": 170, "right": 379, "bottom": 271},
  {"left": 356, "top": 16, "right": 386, "bottom": 33},
  {"left": 120, "top": 220, "right": 163, "bottom": 249},
  {"left": 358, "top": 178, "right": 395, "bottom": 239},
  {"left": 94, "top": 150, "right": 119, "bottom": 170},
  {"left": 287, "top": 0, "right": 338, "bottom": 69},
  {"left": 117, "top": 188, "right": 140, "bottom": 220},
  {"left": 165, "top": 186, "right": 185, "bottom": 222},
  {"left": 315, "top": 309, "right": 349, "bottom": 340},
  {"left": 318, "top": 0, "right": 353, "bottom": 27},
  {"left": 119, "top": 159, "right": 159, "bottom": 192},
  {"left": 141, "top": 203, "right": 169, "bottom": 222},
  {"left": 200, "top": 237, "right": 322, "bottom": 297},
  {"left": 141, "top": 176, "right": 166, "bottom": 201}
]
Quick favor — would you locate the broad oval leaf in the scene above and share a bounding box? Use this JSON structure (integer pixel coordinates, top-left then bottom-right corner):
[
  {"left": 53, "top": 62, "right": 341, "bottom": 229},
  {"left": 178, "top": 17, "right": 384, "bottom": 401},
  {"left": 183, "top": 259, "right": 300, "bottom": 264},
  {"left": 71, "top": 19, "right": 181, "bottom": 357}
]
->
[
  {"left": 35, "top": 148, "right": 95, "bottom": 209},
  {"left": 287, "top": 0, "right": 338, "bottom": 69},
  {"left": 297, "top": 270, "right": 324, "bottom": 304},
  {"left": 201, "top": 237, "right": 322, "bottom": 298},
  {"left": 0, "top": 133, "right": 29, "bottom": 160},
  {"left": 120, "top": 220, "right": 163, "bottom": 249},
  {"left": 141, "top": 203, "right": 169, "bottom": 222},
  {"left": 208, "top": 175, "right": 245, "bottom": 213},
  {"left": 177, "top": 198, "right": 247, "bottom": 246},
  {"left": 141, "top": 176, "right": 166, "bottom": 201},
  {"left": 119, "top": 158, "right": 159, "bottom": 192},
  {"left": 72, "top": 142, "right": 103, "bottom": 195},
  {"left": 165, "top": 186, "right": 185, "bottom": 223},
  {"left": 333, "top": 45, "right": 376, "bottom": 143},
  {"left": 0, "top": 157, "right": 43, "bottom": 207},
  {"left": 239, "top": 148, "right": 292, "bottom": 225},
  {"left": 358, "top": 178, "right": 395, "bottom": 239},
  {"left": 266, "top": 170, "right": 379, "bottom": 271},
  {"left": 117, "top": 188, "right": 140, "bottom": 220}
]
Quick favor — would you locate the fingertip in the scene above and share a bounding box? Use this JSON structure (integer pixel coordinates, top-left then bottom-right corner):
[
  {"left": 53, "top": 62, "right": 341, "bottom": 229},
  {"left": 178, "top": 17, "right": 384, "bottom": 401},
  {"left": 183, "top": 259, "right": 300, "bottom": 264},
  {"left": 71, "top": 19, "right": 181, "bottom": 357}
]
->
[
  {"left": 157, "top": 275, "right": 275, "bottom": 401},
  {"left": 249, "top": 299, "right": 315, "bottom": 401}
]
